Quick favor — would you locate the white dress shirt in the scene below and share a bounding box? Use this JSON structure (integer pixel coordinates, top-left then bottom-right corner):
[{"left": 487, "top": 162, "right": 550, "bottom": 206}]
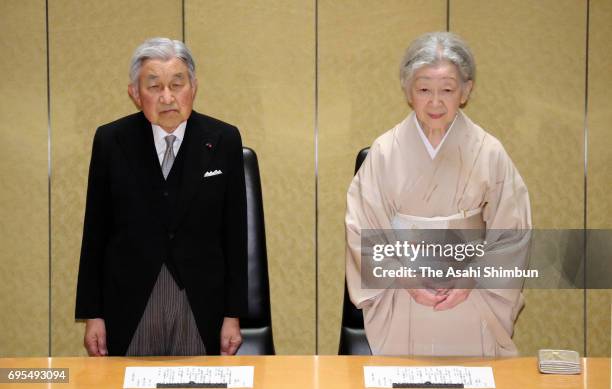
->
[{"left": 152, "top": 121, "right": 187, "bottom": 165}]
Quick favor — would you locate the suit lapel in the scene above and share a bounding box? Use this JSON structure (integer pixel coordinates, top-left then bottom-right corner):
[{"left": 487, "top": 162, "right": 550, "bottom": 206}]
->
[
  {"left": 116, "top": 112, "right": 168, "bottom": 233},
  {"left": 170, "top": 112, "right": 220, "bottom": 231},
  {"left": 116, "top": 111, "right": 164, "bottom": 192}
]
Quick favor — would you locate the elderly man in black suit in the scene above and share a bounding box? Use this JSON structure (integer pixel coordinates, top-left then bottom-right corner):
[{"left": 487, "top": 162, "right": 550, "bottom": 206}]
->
[{"left": 75, "top": 37, "right": 247, "bottom": 356}]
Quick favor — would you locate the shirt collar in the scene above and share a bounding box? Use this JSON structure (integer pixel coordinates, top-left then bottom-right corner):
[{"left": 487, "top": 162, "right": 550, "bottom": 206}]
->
[{"left": 152, "top": 121, "right": 187, "bottom": 149}]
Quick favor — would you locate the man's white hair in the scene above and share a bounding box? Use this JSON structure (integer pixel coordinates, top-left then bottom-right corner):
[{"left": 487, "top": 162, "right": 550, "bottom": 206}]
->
[{"left": 129, "top": 37, "right": 196, "bottom": 86}]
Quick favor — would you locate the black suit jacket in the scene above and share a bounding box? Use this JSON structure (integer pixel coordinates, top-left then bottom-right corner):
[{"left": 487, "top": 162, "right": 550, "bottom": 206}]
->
[{"left": 75, "top": 110, "right": 248, "bottom": 355}]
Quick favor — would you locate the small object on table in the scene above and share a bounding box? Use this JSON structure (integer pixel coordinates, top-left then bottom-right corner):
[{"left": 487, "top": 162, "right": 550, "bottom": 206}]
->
[{"left": 538, "top": 349, "right": 581, "bottom": 375}]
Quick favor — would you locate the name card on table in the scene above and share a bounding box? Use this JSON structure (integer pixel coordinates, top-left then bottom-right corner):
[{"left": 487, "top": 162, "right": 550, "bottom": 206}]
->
[
  {"left": 123, "top": 366, "right": 254, "bottom": 388},
  {"left": 363, "top": 366, "right": 495, "bottom": 388}
]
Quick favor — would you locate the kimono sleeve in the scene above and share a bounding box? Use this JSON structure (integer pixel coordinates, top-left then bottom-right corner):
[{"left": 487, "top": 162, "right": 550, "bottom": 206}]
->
[
  {"left": 478, "top": 140, "right": 532, "bottom": 340},
  {"left": 345, "top": 141, "right": 396, "bottom": 308},
  {"left": 483, "top": 141, "right": 532, "bottom": 231}
]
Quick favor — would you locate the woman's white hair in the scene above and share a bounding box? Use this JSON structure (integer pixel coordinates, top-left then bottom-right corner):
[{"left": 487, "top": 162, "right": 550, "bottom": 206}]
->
[
  {"left": 399, "top": 32, "right": 475, "bottom": 90},
  {"left": 129, "top": 37, "right": 196, "bottom": 86}
]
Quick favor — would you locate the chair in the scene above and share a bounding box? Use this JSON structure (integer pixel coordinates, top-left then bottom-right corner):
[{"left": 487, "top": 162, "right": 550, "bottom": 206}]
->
[
  {"left": 338, "top": 147, "right": 372, "bottom": 355},
  {"left": 236, "top": 147, "right": 275, "bottom": 355}
]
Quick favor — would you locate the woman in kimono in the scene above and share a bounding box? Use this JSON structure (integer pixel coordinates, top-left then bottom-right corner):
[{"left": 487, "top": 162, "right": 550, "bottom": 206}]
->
[{"left": 345, "top": 32, "right": 531, "bottom": 357}]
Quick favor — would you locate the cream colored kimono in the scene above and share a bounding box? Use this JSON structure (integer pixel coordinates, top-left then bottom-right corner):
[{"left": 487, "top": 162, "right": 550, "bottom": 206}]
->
[{"left": 345, "top": 110, "right": 531, "bottom": 357}]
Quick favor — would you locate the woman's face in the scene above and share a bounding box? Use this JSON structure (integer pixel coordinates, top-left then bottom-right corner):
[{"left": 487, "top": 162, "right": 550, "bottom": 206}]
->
[{"left": 407, "top": 61, "right": 472, "bottom": 133}]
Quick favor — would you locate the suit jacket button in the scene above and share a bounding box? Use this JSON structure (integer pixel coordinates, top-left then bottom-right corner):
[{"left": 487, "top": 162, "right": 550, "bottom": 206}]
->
[
  {"left": 168, "top": 233, "right": 175, "bottom": 240},
  {"left": 163, "top": 191, "right": 169, "bottom": 197}
]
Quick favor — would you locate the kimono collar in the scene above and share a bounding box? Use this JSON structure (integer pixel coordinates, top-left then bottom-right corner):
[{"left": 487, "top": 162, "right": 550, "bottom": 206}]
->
[{"left": 414, "top": 113, "right": 458, "bottom": 159}]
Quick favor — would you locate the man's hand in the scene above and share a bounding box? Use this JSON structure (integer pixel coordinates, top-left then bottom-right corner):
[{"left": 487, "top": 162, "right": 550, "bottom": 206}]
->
[
  {"left": 406, "top": 289, "right": 448, "bottom": 307},
  {"left": 433, "top": 288, "right": 471, "bottom": 311},
  {"left": 220, "top": 317, "right": 242, "bottom": 355},
  {"left": 84, "top": 318, "right": 108, "bottom": 356}
]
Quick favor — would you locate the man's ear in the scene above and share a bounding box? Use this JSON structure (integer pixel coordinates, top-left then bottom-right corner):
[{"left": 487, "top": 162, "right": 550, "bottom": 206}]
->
[
  {"left": 191, "top": 78, "right": 198, "bottom": 100},
  {"left": 128, "top": 84, "right": 141, "bottom": 108}
]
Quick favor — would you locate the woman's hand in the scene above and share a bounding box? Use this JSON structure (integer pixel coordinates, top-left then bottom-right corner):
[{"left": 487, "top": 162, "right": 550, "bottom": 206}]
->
[
  {"left": 433, "top": 288, "right": 471, "bottom": 310},
  {"left": 407, "top": 288, "right": 472, "bottom": 310},
  {"left": 406, "top": 289, "right": 448, "bottom": 307}
]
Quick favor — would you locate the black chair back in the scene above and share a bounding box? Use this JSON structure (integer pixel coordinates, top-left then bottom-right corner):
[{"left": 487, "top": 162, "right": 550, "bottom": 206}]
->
[
  {"left": 338, "top": 147, "right": 372, "bottom": 355},
  {"left": 237, "top": 147, "right": 275, "bottom": 355}
]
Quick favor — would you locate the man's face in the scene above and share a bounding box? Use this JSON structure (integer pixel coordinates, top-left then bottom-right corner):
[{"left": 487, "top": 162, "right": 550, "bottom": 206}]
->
[{"left": 128, "top": 57, "right": 197, "bottom": 132}]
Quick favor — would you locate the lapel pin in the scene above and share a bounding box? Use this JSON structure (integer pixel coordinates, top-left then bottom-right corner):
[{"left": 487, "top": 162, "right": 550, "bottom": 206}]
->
[{"left": 205, "top": 142, "right": 213, "bottom": 149}]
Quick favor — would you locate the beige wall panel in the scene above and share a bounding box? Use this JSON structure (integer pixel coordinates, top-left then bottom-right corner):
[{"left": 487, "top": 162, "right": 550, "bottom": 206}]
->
[
  {"left": 186, "top": 1, "right": 316, "bottom": 354},
  {"left": 49, "top": 0, "right": 182, "bottom": 356},
  {"left": 452, "top": 0, "right": 585, "bottom": 229},
  {"left": 588, "top": 290, "right": 612, "bottom": 356},
  {"left": 318, "top": 0, "right": 447, "bottom": 354},
  {"left": 452, "top": 0, "right": 586, "bottom": 355},
  {"left": 512, "top": 290, "right": 584, "bottom": 355},
  {"left": 0, "top": 0, "right": 49, "bottom": 357},
  {"left": 587, "top": 0, "right": 612, "bottom": 230},
  {"left": 586, "top": 0, "right": 612, "bottom": 357}
]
